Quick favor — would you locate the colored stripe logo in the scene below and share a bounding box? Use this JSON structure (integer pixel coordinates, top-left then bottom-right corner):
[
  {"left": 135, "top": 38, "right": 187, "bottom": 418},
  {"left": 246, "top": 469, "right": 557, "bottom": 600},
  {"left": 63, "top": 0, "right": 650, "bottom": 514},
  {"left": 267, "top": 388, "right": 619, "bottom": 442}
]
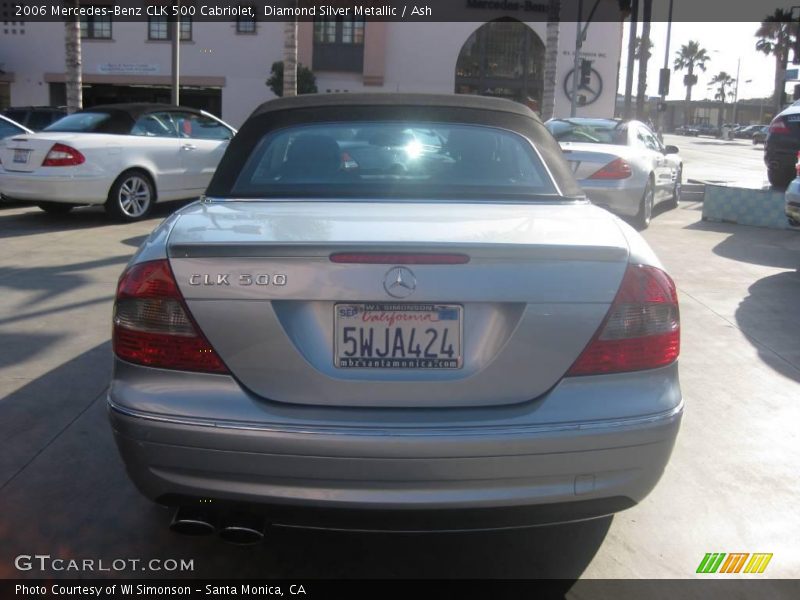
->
[{"left": 697, "top": 553, "right": 773, "bottom": 574}]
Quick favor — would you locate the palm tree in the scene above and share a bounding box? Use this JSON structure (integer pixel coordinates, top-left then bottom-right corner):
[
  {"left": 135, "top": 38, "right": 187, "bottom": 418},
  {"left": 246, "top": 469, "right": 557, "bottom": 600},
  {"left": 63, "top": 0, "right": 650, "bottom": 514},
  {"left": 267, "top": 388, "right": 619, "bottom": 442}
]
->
[
  {"left": 634, "top": 36, "right": 653, "bottom": 60},
  {"left": 755, "top": 9, "right": 796, "bottom": 114},
  {"left": 673, "top": 40, "right": 710, "bottom": 126},
  {"left": 64, "top": 0, "right": 82, "bottom": 113},
  {"left": 710, "top": 71, "right": 736, "bottom": 131},
  {"left": 623, "top": 0, "right": 638, "bottom": 118},
  {"left": 541, "top": 0, "right": 560, "bottom": 120},
  {"left": 282, "top": 1, "right": 298, "bottom": 97},
  {"left": 635, "top": 0, "right": 653, "bottom": 119}
]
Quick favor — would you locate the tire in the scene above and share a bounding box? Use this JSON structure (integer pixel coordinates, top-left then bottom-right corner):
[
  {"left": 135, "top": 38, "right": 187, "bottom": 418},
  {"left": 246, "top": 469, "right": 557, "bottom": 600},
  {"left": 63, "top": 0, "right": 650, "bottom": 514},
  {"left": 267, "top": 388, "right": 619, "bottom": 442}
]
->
[
  {"left": 767, "top": 164, "right": 795, "bottom": 189},
  {"left": 666, "top": 166, "right": 682, "bottom": 209},
  {"left": 105, "top": 170, "right": 155, "bottom": 222},
  {"left": 634, "top": 178, "right": 655, "bottom": 230},
  {"left": 37, "top": 202, "right": 75, "bottom": 215},
  {"left": 789, "top": 217, "right": 800, "bottom": 228}
]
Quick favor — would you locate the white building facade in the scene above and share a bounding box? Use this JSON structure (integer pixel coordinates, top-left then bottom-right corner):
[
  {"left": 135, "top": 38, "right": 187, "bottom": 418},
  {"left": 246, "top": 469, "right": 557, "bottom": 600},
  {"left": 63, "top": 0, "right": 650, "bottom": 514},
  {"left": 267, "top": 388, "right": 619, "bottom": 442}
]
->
[{"left": 0, "top": 4, "right": 623, "bottom": 127}]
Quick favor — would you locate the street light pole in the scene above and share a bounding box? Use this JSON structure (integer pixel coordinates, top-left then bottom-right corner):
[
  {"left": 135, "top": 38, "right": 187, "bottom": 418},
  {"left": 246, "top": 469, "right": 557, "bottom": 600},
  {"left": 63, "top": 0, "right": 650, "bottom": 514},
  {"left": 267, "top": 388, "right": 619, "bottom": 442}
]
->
[
  {"left": 569, "top": 0, "right": 583, "bottom": 118},
  {"left": 658, "top": 0, "right": 674, "bottom": 137},
  {"left": 171, "top": 1, "right": 180, "bottom": 105}
]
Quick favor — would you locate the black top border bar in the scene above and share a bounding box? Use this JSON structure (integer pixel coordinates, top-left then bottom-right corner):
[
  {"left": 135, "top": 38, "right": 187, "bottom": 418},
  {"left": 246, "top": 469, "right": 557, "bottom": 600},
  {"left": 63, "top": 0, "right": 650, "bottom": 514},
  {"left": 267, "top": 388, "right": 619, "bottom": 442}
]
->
[{"left": 6, "top": 0, "right": 799, "bottom": 23}]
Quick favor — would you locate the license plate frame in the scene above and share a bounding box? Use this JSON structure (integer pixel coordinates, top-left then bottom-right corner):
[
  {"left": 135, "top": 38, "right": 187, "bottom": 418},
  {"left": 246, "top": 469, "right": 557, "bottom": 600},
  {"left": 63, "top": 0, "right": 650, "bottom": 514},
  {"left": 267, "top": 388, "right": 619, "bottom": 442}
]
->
[{"left": 334, "top": 303, "right": 463, "bottom": 370}]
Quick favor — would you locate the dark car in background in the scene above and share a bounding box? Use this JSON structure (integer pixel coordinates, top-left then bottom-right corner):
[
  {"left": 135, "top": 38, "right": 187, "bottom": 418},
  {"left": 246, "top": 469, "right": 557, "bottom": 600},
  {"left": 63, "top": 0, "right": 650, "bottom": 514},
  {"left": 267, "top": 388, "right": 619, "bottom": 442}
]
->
[
  {"left": 695, "top": 124, "right": 719, "bottom": 137},
  {"left": 734, "top": 124, "right": 763, "bottom": 139},
  {"left": 764, "top": 101, "right": 800, "bottom": 187},
  {"left": 752, "top": 126, "right": 768, "bottom": 145},
  {"left": 674, "top": 125, "right": 699, "bottom": 136},
  {"left": 2, "top": 106, "right": 67, "bottom": 132}
]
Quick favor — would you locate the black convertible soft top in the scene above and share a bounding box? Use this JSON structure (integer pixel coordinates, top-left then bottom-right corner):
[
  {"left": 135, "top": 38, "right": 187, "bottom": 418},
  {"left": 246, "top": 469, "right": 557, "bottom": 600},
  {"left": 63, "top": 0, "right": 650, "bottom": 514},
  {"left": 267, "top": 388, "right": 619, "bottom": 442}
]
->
[
  {"left": 249, "top": 93, "right": 534, "bottom": 119},
  {"left": 46, "top": 103, "right": 206, "bottom": 135},
  {"left": 207, "top": 93, "right": 583, "bottom": 199}
]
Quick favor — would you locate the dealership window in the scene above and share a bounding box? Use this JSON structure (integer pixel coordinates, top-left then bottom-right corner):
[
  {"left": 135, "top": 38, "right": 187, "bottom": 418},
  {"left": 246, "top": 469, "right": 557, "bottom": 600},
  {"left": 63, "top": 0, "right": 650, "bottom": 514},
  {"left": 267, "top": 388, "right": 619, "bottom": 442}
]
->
[
  {"left": 148, "top": 16, "right": 192, "bottom": 41},
  {"left": 236, "top": 13, "right": 256, "bottom": 34},
  {"left": 80, "top": 9, "right": 111, "bottom": 39},
  {"left": 312, "top": 17, "right": 365, "bottom": 72}
]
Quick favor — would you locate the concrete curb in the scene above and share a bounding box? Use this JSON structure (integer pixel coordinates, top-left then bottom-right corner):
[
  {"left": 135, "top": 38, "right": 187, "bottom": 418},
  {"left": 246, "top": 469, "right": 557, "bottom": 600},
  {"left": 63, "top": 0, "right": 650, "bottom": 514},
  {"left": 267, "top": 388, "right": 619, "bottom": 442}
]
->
[{"left": 701, "top": 183, "right": 793, "bottom": 230}]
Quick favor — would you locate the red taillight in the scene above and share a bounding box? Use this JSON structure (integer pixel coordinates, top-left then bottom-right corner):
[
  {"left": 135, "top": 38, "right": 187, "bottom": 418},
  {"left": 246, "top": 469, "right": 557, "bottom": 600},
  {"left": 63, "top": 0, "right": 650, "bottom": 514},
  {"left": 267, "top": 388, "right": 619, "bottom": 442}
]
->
[
  {"left": 566, "top": 264, "right": 680, "bottom": 376},
  {"left": 330, "top": 253, "right": 470, "bottom": 264},
  {"left": 769, "top": 118, "right": 790, "bottom": 135},
  {"left": 113, "top": 260, "right": 228, "bottom": 374},
  {"left": 795, "top": 151, "right": 800, "bottom": 177},
  {"left": 42, "top": 143, "right": 85, "bottom": 167},
  {"left": 341, "top": 151, "right": 358, "bottom": 170},
  {"left": 588, "top": 158, "right": 632, "bottom": 180}
]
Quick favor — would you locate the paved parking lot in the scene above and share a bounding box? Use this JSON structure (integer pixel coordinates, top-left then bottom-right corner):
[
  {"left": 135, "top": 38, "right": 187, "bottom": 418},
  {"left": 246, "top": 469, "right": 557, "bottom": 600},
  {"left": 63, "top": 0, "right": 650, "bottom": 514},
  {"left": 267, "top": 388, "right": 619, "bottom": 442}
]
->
[
  {"left": 663, "top": 133, "right": 769, "bottom": 187},
  {"left": 0, "top": 191, "right": 798, "bottom": 579}
]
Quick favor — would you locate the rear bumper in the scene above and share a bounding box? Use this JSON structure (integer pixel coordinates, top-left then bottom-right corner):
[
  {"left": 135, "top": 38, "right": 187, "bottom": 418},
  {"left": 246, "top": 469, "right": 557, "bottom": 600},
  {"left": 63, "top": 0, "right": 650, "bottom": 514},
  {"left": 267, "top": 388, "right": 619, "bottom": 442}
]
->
[
  {"left": 108, "top": 361, "right": 682, "bottom": 530},
  {"left": 0, "top": 168, "right": 110, "bottom": 204},
  {"left": 764, "top": 138, "right": 799, "bottom": 169},
  {"left": 786, "top": 201, "right": 800, "bottom": 222},
  {"left": 783, "top": 181, "right": 800, "bottom": 222},
  {"left": 581, "top": 181, "right": 644, "bottom": 217}
]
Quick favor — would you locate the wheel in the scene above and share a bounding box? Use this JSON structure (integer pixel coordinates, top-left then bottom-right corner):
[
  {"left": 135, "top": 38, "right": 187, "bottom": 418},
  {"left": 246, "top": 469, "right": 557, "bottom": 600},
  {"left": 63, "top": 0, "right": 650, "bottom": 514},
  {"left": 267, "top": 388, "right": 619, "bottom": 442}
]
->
[
  {"left": 105, "top": 170, "right": 155, "bottom": 222},
  {"left": 37, "top": 202, "right": 75, "bottom": 215},
  {"left": 666, "top": 166, "right": 682, "bottom": 209},
  {"left": 634, "top": 178, "right": 655, "bottom": 230},
  {"left": 767, "top": 164, "right": 795, "bottom": 189},
  {"left": 789, "top": 216, "right": 800, "bottom": 228}
]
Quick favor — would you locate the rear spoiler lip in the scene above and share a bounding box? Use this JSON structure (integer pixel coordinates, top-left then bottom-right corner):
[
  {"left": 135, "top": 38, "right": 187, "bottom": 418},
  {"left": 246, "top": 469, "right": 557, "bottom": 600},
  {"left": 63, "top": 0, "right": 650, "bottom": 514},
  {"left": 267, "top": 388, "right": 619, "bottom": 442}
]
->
[{"left": 167, "top": 241, "right": 628, "bottom": 262}]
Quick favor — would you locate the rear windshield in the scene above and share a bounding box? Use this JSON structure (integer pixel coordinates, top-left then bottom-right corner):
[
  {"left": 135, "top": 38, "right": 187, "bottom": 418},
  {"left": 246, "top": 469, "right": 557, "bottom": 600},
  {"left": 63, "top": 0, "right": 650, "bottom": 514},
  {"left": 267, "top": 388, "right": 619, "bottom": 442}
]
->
[
  {"left": 44, "top": 112, "right": 130, "bottom": 134},
  {"left": 546, "top": 119, "right": 626, "bottom": 145},
  {"left": 231, "top": 122, "right": 556, "bottom": 198}
]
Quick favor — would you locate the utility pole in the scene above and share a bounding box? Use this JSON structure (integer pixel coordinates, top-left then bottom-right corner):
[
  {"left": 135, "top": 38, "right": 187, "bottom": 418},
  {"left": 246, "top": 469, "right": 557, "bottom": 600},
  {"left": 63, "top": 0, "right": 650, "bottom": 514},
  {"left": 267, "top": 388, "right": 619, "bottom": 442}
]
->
[
  {"left": 732, "top": 57, "right": 741, "bottom": 125},
  {"left": 569, "top": 1, "right": 583, "bottom": 117},
  {"left": 171, "top": 1, "right": 180, "bottom": 105},
  {"left": 569, "top": 0, "right": 602, "bottom": 117}
]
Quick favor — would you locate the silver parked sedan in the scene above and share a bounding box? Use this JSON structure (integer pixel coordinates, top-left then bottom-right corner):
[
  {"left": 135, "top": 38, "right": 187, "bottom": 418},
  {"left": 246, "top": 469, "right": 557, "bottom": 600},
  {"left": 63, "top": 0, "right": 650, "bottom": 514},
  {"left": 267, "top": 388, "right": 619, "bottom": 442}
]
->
[
  {"left": 109, "top": 94, "right": 682, "bottom": 542},
  {"left": 545, "top": 118, "right": 683, "bottom": 229}
]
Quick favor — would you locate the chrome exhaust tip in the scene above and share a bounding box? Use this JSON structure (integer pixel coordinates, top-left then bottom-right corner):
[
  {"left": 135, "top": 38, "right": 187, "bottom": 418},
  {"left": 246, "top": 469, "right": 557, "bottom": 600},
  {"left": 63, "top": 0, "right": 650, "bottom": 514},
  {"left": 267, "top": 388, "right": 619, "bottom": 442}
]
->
[
  {"left": 218, "top": 513, "right": 266, "bottom": 545},
  {"left": 169, "top": 507, "right": 216, "bottom": 536}
]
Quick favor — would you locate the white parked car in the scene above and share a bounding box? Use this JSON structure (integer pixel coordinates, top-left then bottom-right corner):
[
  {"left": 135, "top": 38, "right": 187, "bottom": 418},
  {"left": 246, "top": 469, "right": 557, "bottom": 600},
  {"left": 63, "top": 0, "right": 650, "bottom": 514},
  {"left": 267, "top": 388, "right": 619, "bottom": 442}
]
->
[
  {"left": 0, "top": 103, "right": 236, "bottom": 221},
  {"left": 0, "top": 114, "right": 33, "bottom": 202}
]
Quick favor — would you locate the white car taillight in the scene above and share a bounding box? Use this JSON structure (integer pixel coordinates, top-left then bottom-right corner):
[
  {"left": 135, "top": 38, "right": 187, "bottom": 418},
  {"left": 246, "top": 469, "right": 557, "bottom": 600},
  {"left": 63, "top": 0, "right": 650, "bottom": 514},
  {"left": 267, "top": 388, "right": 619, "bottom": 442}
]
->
[
  {"left": 43, "top": 143, "right": 85, "bottom": 167},
  {"left": 567, "top": 264, "right": 680, "bottom": 376},
  {"left": 587, "top": 158, "right": 633, "bottom": 180},
  {"left": 113, "top": 260, "right": 228, "bottom": 374}
]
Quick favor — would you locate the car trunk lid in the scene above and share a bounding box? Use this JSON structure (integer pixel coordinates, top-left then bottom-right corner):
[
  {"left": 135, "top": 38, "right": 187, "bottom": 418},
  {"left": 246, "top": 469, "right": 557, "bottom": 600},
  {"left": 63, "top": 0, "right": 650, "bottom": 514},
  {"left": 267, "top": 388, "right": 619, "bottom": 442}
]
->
[
  {"left": 166, "top": 200, "right": 631, "bottom": 408},
  {"left": 559, "top": 142, "right": 630, "bottom": 181},
  {"left": 0, "top": 133, "right": 104, "bottom": 172}
]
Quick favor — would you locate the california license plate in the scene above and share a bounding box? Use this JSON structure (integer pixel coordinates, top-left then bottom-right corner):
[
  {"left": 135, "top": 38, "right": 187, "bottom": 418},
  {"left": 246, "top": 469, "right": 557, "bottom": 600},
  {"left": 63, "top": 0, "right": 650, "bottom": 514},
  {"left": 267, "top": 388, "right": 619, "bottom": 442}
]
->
[
  {"left": 13, "top": 149, "right": 30, "bottom": 164},
  {"left": 334, "top": 303, "right": 462, "bottom": 369}
]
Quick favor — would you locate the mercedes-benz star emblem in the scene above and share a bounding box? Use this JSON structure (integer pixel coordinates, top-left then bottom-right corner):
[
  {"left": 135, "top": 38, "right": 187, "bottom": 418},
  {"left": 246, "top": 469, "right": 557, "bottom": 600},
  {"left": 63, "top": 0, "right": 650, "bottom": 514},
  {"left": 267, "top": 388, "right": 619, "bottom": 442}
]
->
[{"left": 383, "top": 266, "right": 417, "bottom": 299}]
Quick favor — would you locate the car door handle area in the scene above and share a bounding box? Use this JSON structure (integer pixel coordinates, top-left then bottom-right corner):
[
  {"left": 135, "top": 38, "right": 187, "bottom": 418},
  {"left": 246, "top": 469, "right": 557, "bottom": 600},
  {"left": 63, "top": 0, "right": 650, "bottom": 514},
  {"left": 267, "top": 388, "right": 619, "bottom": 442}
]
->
[{"left": 182, "top": 144, "right": 197, "bottom": 151}]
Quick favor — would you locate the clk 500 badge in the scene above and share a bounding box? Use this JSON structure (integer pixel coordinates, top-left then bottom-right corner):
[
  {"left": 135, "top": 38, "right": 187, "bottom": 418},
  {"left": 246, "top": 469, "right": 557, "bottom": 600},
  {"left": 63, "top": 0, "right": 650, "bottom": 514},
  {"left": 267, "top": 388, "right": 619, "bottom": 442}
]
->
[{"left": 189, "top": 274, "right": 287, "bottom": 286}]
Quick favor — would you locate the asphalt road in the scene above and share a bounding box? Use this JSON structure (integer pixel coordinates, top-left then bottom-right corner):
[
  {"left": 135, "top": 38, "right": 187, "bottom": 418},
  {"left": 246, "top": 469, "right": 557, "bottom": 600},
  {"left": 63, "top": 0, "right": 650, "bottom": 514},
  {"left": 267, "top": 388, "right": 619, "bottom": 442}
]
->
[
  {"left": 663, "top": 133, "right": 770, "bottom": 188},
  {"left": 0, "top": 184, "right": 798, "bottom": 580}
]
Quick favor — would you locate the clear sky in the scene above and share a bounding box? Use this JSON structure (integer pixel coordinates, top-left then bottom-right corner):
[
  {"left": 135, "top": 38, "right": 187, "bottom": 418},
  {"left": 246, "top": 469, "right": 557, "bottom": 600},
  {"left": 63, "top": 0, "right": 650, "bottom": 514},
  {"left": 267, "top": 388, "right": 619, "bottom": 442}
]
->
[{"left": 618, "top": 21, "right": 783, "bottom": 102}]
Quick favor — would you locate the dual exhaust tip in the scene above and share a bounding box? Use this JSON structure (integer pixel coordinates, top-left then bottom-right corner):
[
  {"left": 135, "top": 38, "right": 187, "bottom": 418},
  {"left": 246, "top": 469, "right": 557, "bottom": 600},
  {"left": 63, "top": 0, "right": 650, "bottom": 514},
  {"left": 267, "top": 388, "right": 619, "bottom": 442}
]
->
[{"left": 169, "top": 507, "right": 266, "bottom": 545}]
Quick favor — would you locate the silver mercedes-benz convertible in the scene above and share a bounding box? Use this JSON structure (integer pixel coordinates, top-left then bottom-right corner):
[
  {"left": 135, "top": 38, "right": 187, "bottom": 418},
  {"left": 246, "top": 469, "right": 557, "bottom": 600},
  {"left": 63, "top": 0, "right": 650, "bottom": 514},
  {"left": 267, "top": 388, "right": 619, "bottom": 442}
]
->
[{"left": 108, "top": 94, "right": 682, "bottom": 541}]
